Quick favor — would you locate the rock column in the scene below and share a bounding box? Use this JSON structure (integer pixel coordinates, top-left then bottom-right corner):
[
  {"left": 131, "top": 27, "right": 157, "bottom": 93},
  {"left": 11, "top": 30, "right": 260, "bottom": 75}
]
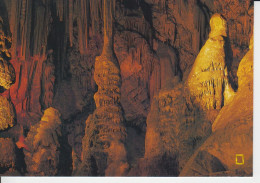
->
[{"left": 81, "top": 0, "right": 129, "bottom": 176}]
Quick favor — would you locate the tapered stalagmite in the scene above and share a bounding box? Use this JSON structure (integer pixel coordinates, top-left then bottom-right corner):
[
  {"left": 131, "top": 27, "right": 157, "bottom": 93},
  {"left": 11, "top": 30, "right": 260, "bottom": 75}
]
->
[
  {"left": 187, "top": 13, "right": 234, "bottom": 110},
  {"left": 80, "top": 0, "right": 129, "bottom": 176},
  {"left": 24, "top": 107, "right": 62, "bottom": 176}
]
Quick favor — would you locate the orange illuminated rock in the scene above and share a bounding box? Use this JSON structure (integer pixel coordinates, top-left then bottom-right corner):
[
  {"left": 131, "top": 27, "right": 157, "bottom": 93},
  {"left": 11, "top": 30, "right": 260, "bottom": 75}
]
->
[
  {"left": 143, "top": 83, "right": 213, "bottom": 176},
  {"left": 0, "top": 138, "right": 16, "bottom": 173},
  {"left": 0, "top": 95, "right": 16, "bottom": 130},
  {"left": 0, "top": 58, "right": 15, "bottom": 90},
  {"left": 180, "top": 34, "right": 253, "bottom": 176},
  {"left": 143, "top": 13, "right": 238, "bottom": 176},
  {"left": 24, "top": 107, "right": 62, "bottom": 176},
  {"left": 114, "top": 31, "right": 158, "bottom": 129},
  {"left": 236, "top": 34, "right": 253, "bottom": 90},
  {"left": 0, "top": 17, "right": 15, "bottom": 90},
  {"left": 187, "top": 13, "right": 235, "bottom": 110},
  {"left": 145, "top": 0, "right": 209, "bottom": 80}
]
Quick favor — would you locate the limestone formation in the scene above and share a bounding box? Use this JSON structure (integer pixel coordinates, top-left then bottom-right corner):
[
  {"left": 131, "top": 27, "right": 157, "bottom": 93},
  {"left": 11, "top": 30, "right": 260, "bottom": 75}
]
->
[
  {"left": 144, "top": 83, "right": 212, "bottom": 176},
  {"left": 24, "top": 107, "right": 62, "bottom": 175},
  {"left": 0, "top": 138, "right": 16, "bottom": 174},
  {"left": 0, "top": 58, "right": 15, "bottom": 90},
  {"left": 114, "top": 31, "right": 158, "bottom": 129},
  {"left": 187, "top": 13, "right": 234, "bottom": 110},
  {"left": 236, "top": 34, "right": 253, "bottom": 90},
  {"left": 0, "top": 20, "right": 16, "bottom": 130},
  {"left": 153, "top": 40, "right": 181, "bottom": 91},
  {"left": 200, "top": 0, "right": 253, "bottom": 80},
  {"left": 0, "top": 95, "right": 16, "bottom": 130},
  {"left": 180, "top": 34, "right": 253, "bottom": 176},
  {"left": 145, "top": 0, "right": 209, "bottom": 80},
  {"left": 80, "top": 0, "right": 129, "bottom": 176},
  {"left": 0, "top": 17, "right": 15, "bottom": 90}
]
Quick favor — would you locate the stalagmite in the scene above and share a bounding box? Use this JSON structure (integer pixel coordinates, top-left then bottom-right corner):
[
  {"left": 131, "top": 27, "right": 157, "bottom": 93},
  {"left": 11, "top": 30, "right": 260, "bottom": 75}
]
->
[
  {"left": 24, "top": 107, "right": 62, "bottom": 175},
  {"left": 187, "top": 13, "right": 235, "bottom": 110},
  {"left": 80, "top": 0, "right": 129, "bottom": 176}
]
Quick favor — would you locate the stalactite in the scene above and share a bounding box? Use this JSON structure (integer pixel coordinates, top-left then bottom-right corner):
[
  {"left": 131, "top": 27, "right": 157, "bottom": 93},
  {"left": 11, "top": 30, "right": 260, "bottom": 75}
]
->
[
  {"left": 102, "top": 0, "right": 114, "bottom": 55},
  {"left": 9, "top": 1, "right": 18, "bottom": 58},
  {"left": 56, "top": 0, "right": 64, "bottom": 21},
  {"left": 68, "top": 0, "right": 73, "bottom": 47},
  {"left": 76, "top": 0, "right": 90, "bottom": 54},
  {"left": 31, "top": 2, "right": 51, "bottom": 57},
  {"left": 90, "top": 0, "right": 102, "bottom": 35}
]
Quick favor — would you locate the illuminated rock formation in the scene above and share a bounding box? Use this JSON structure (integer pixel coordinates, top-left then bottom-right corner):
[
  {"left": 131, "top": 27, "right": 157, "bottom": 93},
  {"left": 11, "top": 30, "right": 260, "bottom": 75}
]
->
[
  {"left": 80, "top": 0, "right": 129, "bottom": 176},
  {"left": 200, "top": 0, "right": 253, "bottom": 79},
  {"left": 0, "top": 16, "right": 16, "bottom": 131},
  {"left": 143, "top": 13, "right": 237, "bottom": 176},
  {"left": 180, "top": 34, "right": 253, "bottom": 176},
  {"left": 236, "top": 34, "right": 253, "bottom": 91},
  {"left": 0, "top": 96, "right": 16, "bottom": 130},
  {"left": 143, "top": 83, "right": 212, "bottom": 176},
  {"left": 0, "top": 138, "right": 16, "bottom": 174},
  {"left": 187, "top": 13, "right": 234, "bottom": 110},
  {"left": 0, "top": 18, "right": 15, "bottom": 90},
  {"left": 24, "top": 107, "right": 62, "bottom": 175}
]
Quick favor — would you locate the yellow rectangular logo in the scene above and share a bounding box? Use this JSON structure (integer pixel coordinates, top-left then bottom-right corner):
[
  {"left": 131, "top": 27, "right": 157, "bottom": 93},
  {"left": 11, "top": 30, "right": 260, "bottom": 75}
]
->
[{"left": 236, "top": 154, "right": 244, "bottom": 165}]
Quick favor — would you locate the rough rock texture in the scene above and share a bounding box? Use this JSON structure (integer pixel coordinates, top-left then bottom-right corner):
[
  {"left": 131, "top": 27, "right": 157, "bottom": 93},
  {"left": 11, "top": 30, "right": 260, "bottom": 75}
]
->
[
  {"left": 0, "top": 15, "right": 16, "bottom": 131},
  {"left": 114, "top": 31, "right": 158, "bottom": 129},
  {"left": 0, "top": 138, "right": 16, "bottom": 174},
  {"left": 0, "top": 16, "right": 15, "bottom": 90},
  {"left": 0, "top": 95, "right": 16, "bottom": 130},
  {"left": 24, "top": 107, "right": 62, "bottom": 176},
  {"left": 180, "top": 34, "right": 253, "bottom": 176},
  {"left": 143, "top": 83, "right": 213, "bottom": 176},
  {"left": 187, "top": 14, "right": 235, "bottom": 110},
  {"left": 8, "top": 53, "right": 55, "bottom": 128},
  {"left": 142, "top": 13, "right": 239, "bottom": 176},
  {"left": 200, "top": 0, "right": 253, "bottom": 85},
  {"left": 145, "top": 0, "right": 210, "bottom": 80},
  {"left": 79, "top": 0, "right": 129, "bottom": 176}
]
